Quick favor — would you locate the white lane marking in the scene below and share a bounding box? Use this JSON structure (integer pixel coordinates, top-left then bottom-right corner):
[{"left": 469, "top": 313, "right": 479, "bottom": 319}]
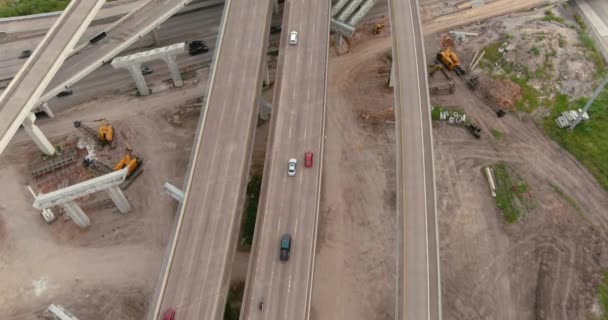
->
[
  {"left": 289, "top": 125, "right": 292, "bottom": 139},
  {"left": 307, "top": 87, "right": 310, "bottom": 102},
  {"left": 299, "top": 171, "right": 303, "bottom": 185},
  {"left": 292, "top": 87, "right": 296, "bottom": 101},
  {"left": 304, "top": 127, "right": 307, "bottom": 138},
  {"left": 228, "top": 71, "right": 232, "bottom": 82}
]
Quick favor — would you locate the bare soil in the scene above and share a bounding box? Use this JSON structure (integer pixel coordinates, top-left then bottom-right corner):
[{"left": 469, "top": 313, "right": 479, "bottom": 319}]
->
[{"left": 313, "top": 7, "right": 608, "bottom": 320}]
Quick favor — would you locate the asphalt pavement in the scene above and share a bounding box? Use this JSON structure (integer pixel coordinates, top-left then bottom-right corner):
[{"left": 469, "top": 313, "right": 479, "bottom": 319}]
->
[
  {"left": 239, "top": 0, "right": 330, "bottom": 319},
  {"left": 387, "top": 0, "right": 441, "bottom": 319},
  {"left": 150, "top": 0, "right": 273, "bottom": 319}
]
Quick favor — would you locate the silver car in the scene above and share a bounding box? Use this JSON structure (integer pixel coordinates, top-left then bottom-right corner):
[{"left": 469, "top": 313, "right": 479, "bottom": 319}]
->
[{"left": 287, "top": 158, "right": 297, "bottom": 176}]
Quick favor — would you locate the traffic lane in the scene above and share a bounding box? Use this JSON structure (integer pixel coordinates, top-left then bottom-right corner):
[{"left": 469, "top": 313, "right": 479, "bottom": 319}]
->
[
  {"left": 158, "top": 0, "right": 270, "bottom": 317},
  {"left": 587, "top": 0, "right": 608, "bottom": 24},
  {"left": 410, "top": 0, "right": 441, "bottom": 319},
  {"left": 390, "top": 0, "right": 431, "bottom": 319}
]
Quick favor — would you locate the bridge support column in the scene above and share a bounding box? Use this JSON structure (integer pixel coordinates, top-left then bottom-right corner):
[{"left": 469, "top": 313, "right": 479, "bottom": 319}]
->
[
  {"left": 259, "top": 98, "right": 272, "bottom": 121},
  {"left": 40, "top": 102, "right": 54, "bottom": 118},
  {"left": 62, "top": 201, "right": 91, "bottom": 228},
  {"left": 152, "top": 27, "right": 161, "bottom": 46},
  {"left": 126, "top": 62, "right": 150, "bottom": 96},
  {"left": 163, "top": 54, "right": 183, "bottom": 88},
  {"left": 22, "top": 113, "right": 55, "bottom": 155},
  {"left": 335, "top": 33, "right": 343, "bottom": 46},
  {"left": 107, "top": 186, "right": 131, "bottom": 214},
  {"left": 262, "top": 55, "right": 270, "bottom": 86}
]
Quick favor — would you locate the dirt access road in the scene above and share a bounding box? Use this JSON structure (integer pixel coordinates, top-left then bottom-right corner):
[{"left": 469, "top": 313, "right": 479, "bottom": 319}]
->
[{"left": 312, "top": 13, "right": 608, "bottom": 320}]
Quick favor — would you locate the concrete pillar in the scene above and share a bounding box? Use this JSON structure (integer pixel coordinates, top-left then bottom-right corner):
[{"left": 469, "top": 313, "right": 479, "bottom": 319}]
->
[
  {"left": 259, "top": 98, "right": 272, "bottom": 121},
  {"left": 388, "top": 61, "right": 395, "bottom": 88},
  {"left": 262, "top": 55, "right": 270, "bottom": 86},
  {"left": 22, "top": 113, "right": 55, "bottom": 155},
  {"left": 164, "top": 55, "right": 183, "bottom": 87},
  {"left": 126, "top": 62, "right": 150, "bottom": 96},
  {"left": 62, "top": 201, "right": 91, "bottom": 228},
  {"left": 272, "top": 0, "right": 279, "bottom": 14},
  {"left": 335, "top": 33, "right": 343, "bottom": 47},
  {"left": 107, "top": 186, "right": 131, "bottom": 214},
  {"left": 152, "top": 28, "right": 161, "bottom": 46},
  {"left": 163, "top": 182, "right": 184, "bottom": 202},
  {"left": 40, "top": 102, "right": 54, "bottom": 118}
]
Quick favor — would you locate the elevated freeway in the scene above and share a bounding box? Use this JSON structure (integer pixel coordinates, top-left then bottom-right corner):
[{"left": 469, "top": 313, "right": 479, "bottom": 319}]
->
[
  {"left": 148, "top": 0, "right": 273, "bottom": 318},
  {"left": 388, "top": 0, "right": 441, "bottom": 319},
  {"left": 0, "top": 0, "right": 105, "bottom": 155},
  {"left": 240, "top": 0, "right": 330, "bottom": 319}
]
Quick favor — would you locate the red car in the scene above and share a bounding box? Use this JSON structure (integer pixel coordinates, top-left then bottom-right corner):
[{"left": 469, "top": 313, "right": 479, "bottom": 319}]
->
[
  {"left": 304, "top": 152, "right": 313, "bottom": 168},
  {"left": 163, "top": 309, "right": 175, "bottom": 320}
]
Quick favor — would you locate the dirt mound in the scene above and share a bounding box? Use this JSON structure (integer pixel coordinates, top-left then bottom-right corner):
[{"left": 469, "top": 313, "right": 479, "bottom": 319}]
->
[{"left": 476, "top": 75, "right": 522, "bottom": 111}]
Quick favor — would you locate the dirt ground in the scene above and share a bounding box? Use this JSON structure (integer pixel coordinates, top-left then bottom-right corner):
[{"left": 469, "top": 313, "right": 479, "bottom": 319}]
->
[
  {"left": 312, "top": 5, "right": 608, "bottom": 320},
  {"left": 0, "top": 74, "right": 207, "bottom": 318}
]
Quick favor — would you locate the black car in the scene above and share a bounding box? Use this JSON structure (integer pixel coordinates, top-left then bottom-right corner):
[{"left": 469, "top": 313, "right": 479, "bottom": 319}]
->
[
  {"left": 18, "top": 50, "right": 32, "bottom": 59},
  {"left": 189, "top": 40, "right": 209, "bottom": 55},
  {"left": 56, "top": 89, "right": 73, "bottom": 97},
  {"left": 141, "top": 65, "right": 153, "bottom": 75}
]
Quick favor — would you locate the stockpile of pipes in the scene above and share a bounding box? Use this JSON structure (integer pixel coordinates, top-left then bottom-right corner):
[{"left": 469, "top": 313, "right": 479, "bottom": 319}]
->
[
  {"left": 555, "top": 109, "right": 589, "bottom": 128},
  {"left": 484, "top": 166, "right": 497, "bottom": 197},
  {"left": 439, "top": 110, "right": 467, "bottom": 124}
]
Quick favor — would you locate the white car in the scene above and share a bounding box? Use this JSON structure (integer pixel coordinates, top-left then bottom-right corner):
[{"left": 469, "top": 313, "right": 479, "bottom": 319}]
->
[
  {"left": 289, "top": 31, "right": 298, "bottom": 45},
  {"left": 287, "top": 158, "right": 297, "bottom": 176}
]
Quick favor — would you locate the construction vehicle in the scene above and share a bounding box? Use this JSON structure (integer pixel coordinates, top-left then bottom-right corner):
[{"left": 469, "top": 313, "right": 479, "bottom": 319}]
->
[
  {"left": 373, "top": 23, "right": 385, "bottom": 34},
  {"left": 437, "top": 35, "right": 466, "bottom": 76},
  {"left": 114, "top": 148, "right": 141, "bottom": 178},
  {"left": 74, "top": 120, "right": 115, "bottom": 147}
]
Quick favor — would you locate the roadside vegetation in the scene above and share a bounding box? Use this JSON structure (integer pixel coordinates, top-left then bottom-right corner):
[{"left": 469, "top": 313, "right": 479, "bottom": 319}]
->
[
  {"left": 224, "top": 282, "right": 245, "bottom": 320},
  {"left": 0, "top": 0, "right": 70, "bottom": 17},
  {"left": 241, "top": 175, "right": 262, "bottom": 246},
  {"left": 543, "top": 90, "right": 608, "bottom": 191},
  {"left": 548, "top": 181, "right": 582, "bottom": 214},
  {"left": 490, "top": 128, "right": 503, "bottom": 140},
  {"left": 492, "top": 163, "right": 533, "bottom": 223}
]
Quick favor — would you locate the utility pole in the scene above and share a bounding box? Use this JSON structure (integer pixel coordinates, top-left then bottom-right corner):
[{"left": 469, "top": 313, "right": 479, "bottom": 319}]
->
[{"left": 568, "top": 77, "right": 608, "bottom": 131}]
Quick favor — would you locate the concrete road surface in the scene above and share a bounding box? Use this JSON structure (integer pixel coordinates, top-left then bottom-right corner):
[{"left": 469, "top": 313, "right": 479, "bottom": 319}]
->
[
  {"left": 0, "top": 0, "right": 105, "bottom": 155},
  {"left": 387, "top": 0, "right": 441, "bottom": 319},
  {"left": 150, "top": 0, "right": 273, "bottom": 319},
  {"left": 240, "top": 0, "right": 330, "bottom": 319}
]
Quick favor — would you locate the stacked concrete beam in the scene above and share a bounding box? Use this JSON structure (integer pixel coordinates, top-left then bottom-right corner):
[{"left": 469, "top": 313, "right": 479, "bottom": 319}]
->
[{"left": 347, "top": 0, "right": 378, "bottom": 25}]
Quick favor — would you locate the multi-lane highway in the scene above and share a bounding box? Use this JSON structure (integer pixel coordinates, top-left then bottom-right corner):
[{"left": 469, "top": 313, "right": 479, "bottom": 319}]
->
[
  {"left": 0, "top": 0, "right": 105, "bottom": 155},
  {"left": 149, "top": 0, "right": 273, "bottom": 318},
  {"left": 240, "top": 0, "right": 330, "bottom": 319},
  {"left": 387, "top": 0, "right": 441, "bottom": 319}
]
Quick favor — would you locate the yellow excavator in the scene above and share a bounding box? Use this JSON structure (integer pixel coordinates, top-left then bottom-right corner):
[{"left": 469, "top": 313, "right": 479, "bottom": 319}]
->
[
  {"left": 114, "top": 148, "right": 142, "bottom": 179},
  {"left": 373, "top": 23, "right": 385, "bottom": 35},
  {"left": 74, "top": 120, "right": 115, "bottom": 147},
  {"left": 437, "top": 35, "right": 466, "bottom": 76}
]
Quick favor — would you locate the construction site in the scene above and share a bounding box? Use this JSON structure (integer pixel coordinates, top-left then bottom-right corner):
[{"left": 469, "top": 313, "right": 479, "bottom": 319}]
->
[{"left": 1, "top": 0, "right": 608, "bottom": 319}]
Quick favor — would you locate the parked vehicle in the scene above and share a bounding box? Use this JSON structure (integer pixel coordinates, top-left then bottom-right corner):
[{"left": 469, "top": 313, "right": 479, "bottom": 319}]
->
[
  {"left": 89, "top": 31, "right": 107, "bottom": 44},
  {"left": 304, "top": 152, "right": 313, "bottom": 168},
  {"left": 18, "top": 49, "right": 32, "bottom": 59},
  {"left": 287, "top": 158, "right": 297, "bottom": 176},
  {"left": 162, "top": 308, "right": 175, "bottom": 320},
  {"left": 289, "top": 31, "right": 298, "bottom": 45},
  {"left": 280, "top": 234, "right": 291, "bottom": 261}
]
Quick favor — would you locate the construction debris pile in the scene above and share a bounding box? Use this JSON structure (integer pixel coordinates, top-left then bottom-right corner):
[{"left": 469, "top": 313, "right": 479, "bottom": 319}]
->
[{"left": 433, "top": 107, "right": 482, "bottom": 138}]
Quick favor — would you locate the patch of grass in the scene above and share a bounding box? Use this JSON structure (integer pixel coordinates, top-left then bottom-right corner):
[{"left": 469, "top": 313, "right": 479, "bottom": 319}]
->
[
  {"left": 431, "top": 105, "right": 467, "bottom": 122},
  {"left": 491, "top": 128, "right": 504, "bottom": 140},
  {"left": 558, "top": 37, "right": 567, "bottom": 48},
  {"left": 543, "top": 90, "right": 608, "bottom": 191},
  {"left": 224, "top": 282, "right": 245, "bottom": 320},
  {"left": 549, "top": 182, "right": 582, "bottom": 214},
  {"left": 594, "top": 271, "right": 608, "bottom": 320},
  {"left": 530, "top": 46, "right": 541, "bottom": 56},
  {"left": 241, "top": 175, "right": 262, "bottom": 246},
  {"left": 492, "top": 163, "right": 532, "bottom": 223},
  {"left": 542, "top": 11, "right": 565, "bottom": 24},
  {"left": 574, "top": 14, "right": 586, "bottom": 30},
  {"left": 0, "top": 0, "right": 71, "bottom": 17},
  {"left": 510, "top": 76, "right": 540, "bottom": 112}
]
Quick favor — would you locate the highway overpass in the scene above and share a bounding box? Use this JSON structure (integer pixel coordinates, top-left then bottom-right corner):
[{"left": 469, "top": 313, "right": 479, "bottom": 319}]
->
[
  {"left": 239, "top": 0, "right": 330, "bottom": 318},
  {"left": 388, "top": 0, "right": 442, "bottom": 319},
  {"left": 148, "top": 0, "right": 273, "bottom": 318},
  {"left": 0, "top": 0, "right": 105, "bottom": 155}
]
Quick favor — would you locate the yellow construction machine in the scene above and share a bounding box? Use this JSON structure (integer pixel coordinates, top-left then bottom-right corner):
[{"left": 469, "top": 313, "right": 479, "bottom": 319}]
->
[
  {"left": 373, "top": 23, "right": 385, "bottom": 34},
  {"left": 437, "top": 35, "right": 466, "bottom": 76},
  {"left": 74, "top": 120, "right": 115, "bottom": 147},
  {"left": 114, "top": 148, "right": 142, "bottom": 178}
]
